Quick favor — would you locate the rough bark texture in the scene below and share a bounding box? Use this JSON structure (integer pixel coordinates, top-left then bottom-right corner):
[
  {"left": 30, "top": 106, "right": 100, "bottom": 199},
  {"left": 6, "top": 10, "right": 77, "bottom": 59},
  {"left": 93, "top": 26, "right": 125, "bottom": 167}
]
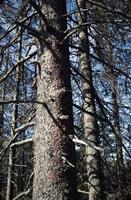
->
[
  {"left": 77, "top": 0, "right": 102, "bottom": 200},
  {"left": 33, "top": 1, "right": 77, "bottom": 200}
]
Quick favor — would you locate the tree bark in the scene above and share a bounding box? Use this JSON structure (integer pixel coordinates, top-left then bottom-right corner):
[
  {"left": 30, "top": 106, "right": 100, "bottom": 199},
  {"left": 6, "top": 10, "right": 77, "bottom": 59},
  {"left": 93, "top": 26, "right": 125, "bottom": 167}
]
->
[
  {"left": 77, "top": 0, "right": 102, "bottom": 200},
  {"left": 33, "top": 1, "right": 77, "bottom": 200}
]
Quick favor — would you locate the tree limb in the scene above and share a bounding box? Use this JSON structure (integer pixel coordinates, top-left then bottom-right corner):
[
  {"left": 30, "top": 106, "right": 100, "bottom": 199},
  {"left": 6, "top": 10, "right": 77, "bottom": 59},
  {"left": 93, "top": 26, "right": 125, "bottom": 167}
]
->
[
  {"left": 10, "top": 138, "right": 33, "bottom": 148},
  {"left": 13, "top": 187, "right": 32, "bottom": 200},
  {"left": 0, "top": 122, "right": 34, "bottom": 161}
]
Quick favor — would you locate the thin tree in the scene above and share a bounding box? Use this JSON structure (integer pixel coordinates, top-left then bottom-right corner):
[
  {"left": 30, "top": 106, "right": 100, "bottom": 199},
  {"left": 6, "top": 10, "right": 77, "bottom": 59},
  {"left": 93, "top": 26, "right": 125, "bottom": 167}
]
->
[
  {"left": 77, "top": 0, "right": 103, "bottom": 199},
  {"left": 6, "top": 35, "right": 22, "bottom": 200},
  {"left": 0, "top": 84, "right": 6, "bottom": 199},
  {"left": 99, "top": 4, "right": 126, "bottom": 196}
]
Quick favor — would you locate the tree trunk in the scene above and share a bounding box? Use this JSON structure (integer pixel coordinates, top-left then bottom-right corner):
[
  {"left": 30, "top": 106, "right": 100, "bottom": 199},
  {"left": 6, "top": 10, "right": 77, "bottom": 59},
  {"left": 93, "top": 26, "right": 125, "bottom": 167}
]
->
[
  {"left": 6, "top": 47, "right": 21, "bottom": 200},
  {"left": 0, "top": 85, "right": 5, "bottom": 199},
  {"left": 94, "top": 0, "right": 126, "bottom": 195},
  {"left": 102, "top": 21, "right": 126, "bottom": 197},
  {"left": 77, "top": 0, "right": 102, "bottom": 200},
  {"left": 111, "top": 75, "right": 126, "bottom": 198},
  {"left": 33, "top": 1, "right": 77, "bottom": 200}
]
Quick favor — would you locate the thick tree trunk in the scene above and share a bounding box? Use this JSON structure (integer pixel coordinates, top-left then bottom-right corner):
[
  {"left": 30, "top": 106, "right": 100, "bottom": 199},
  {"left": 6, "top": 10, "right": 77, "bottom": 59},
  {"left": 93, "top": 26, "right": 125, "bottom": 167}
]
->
[
  {"left": 77, "top": 1, "right": 102, "bottom": 200},
  {"left": 33, "top": 1, "right": 77, "bottom": 200}
]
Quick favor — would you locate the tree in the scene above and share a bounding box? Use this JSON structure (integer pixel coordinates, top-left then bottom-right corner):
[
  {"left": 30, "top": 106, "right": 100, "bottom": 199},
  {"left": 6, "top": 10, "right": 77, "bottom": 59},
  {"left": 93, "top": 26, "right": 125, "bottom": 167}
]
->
[
  {"left": 0, "top": 84, "right": 5, "bottom": 200},
  {"left": 6, "top": 47, "right": 21, "bottom": 200},
  {"left": 0, "top": 0, "right": 130, "bottom": 199},
  {"left": 32, "top": 1, "right": 78, "bottom": 200},
  {"left": 77, "top": 0, "right": 103, "bottom": 199},
  {"left": 92, "top": 1, "right": 127, "bottom": 196}
]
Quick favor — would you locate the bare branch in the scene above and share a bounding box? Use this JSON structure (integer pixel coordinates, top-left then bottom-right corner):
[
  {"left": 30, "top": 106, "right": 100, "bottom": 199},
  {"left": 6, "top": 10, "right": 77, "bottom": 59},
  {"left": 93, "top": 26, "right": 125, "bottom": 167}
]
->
[
  {"left": 10, "top": 138, "right": 33, "bottom": 148},
  {"left": 13, "top": 187, "right": 32, "bottom": 200},
  {"left": 0, "top": 122, "right": 34, "bottom": 161},
  {"left": 72, "top": 136, "right": 104, "bottom": 152},
  {"left": 0, "top": 51, "right": 37, "bottom": 83}
]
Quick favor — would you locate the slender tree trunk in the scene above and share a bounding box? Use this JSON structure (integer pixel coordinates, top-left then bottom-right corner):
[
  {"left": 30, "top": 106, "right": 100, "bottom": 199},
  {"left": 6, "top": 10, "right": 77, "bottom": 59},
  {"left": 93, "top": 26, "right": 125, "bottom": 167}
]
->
[
  {"left": 77, "top": 1, "right": 102, "bottom": 199},
  {"left": 103, "top": 25, "right": 126, "bottom": 197},
  {"left": 17, "top": 132, "right": 26, "bottom": 194},
  {"left": 6, "top": 148, "right": 14, "bottom": 200},
  {"left": 94, "top": 0, "right": 126, "bottom": 194},
  {"left": 33, "top": 1, "right": 77, "bottom": 200},
  {"left": 111, "top": 75, "right": 126, "bottom": 198},
  {"left": 0, "top": 86, "right": 5, "bottom": 199},
  {"left": 6, "top": 52, "right": 21, "bottom": 200}
]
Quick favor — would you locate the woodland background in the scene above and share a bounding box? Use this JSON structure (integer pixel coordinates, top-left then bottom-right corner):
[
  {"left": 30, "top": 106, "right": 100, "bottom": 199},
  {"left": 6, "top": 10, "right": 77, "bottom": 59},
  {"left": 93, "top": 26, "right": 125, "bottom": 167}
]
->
[{"left": 0, "top": 0, "right": 131, "bottom": 200}]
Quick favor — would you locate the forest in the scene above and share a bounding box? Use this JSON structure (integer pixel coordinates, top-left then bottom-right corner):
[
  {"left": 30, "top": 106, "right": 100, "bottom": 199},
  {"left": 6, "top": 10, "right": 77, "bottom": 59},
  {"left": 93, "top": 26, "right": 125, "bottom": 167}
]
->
[{"left": 0, "top": 0, "right": 131, "bottom": 200}]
